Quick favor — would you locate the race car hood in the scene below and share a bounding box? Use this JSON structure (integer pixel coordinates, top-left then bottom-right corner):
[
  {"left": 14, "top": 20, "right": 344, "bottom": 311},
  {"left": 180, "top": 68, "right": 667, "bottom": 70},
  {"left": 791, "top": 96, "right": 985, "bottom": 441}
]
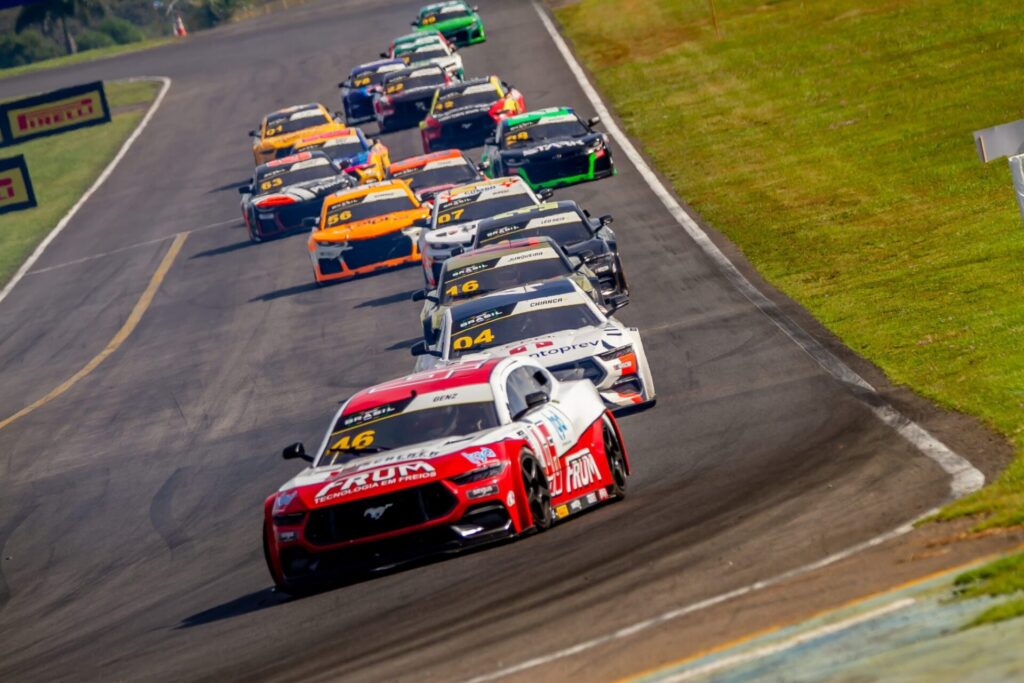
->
[
  {"left": 423, "top": 219, "right": 483, "bottom": 247},
  {"left": 313, "top": 208, "right": 428, "bottom": 242},
  {"left": 427, "top": 15, "right": 477, "bottom": 32},
  {"left": 248, "top": 176, "right": 353, "bottom": 206},
  {"left": 462, "top": 324, "right": 624, "bottom": 366},
  {"left": 390, "top": 85, "right": 442, "bottom": 102},
  {"left": 257, "top": 122, "right": 345, "bottom": 151},
  {"left": 278, "top": 431, "right": 513, "bottom": 509},
  {"left": 501, "top": 133, "right": 603, "bottom": 161},
  {"left": 431, "top": 103, "right": 494, "bottom": 124}
]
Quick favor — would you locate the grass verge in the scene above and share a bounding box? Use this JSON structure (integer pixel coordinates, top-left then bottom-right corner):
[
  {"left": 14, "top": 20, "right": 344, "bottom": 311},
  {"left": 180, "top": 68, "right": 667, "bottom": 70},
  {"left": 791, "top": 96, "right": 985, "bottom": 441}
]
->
[
  {"left": 0, "top": 38, "right": 176, "bottom": 82},
  {"left": 0, "top": 79, "right": 160, "bottom": 287},
  {"left": 954, "top": 552, "right": 1024, "bottom": 627},
  {"left": 554, "top": 0, "right": 1024, "bottom": 528}
]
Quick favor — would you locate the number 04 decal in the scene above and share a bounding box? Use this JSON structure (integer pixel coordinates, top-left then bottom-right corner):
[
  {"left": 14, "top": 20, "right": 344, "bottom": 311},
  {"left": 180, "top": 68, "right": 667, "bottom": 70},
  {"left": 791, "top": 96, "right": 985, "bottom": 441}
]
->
[{"left": 453, "top": 328, "right": 494, "bottom": 350}]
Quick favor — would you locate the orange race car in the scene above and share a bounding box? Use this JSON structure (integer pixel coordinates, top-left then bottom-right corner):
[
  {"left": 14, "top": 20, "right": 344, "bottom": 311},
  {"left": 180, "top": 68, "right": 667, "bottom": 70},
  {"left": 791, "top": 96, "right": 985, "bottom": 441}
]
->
[
  {"left": 307, "top": 180, "right": 431, "bottom": 284},
  {"left": 291, "top": 128, "right": 391, "bottom": 184},
  {"left": 250, "top": 103, "right": 347, "bottom": 165}
]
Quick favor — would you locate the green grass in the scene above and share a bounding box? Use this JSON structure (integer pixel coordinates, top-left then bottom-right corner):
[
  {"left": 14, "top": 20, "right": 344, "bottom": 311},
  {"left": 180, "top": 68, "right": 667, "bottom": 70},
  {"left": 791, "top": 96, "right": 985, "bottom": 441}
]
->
[
  {"left": 555, "top": 0, "right": 1024, "bottom": 528},
  {"left": 0, "top": 38, "right": 176, "bottom": 82},
  {"left": 954, "top": 552, "right": 1024, "bottom": 627},
  {"left": 0, "top": 79, "right": 160, "bottom": 286}
]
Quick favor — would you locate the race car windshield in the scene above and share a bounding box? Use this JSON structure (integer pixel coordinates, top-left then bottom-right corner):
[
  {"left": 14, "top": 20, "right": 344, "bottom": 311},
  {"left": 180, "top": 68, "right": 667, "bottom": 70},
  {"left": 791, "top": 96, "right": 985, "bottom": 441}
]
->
[
  {"left": 422, "top": 7, "right": 471, "bottom": 22},
  {"left": 440, "top": 256, "right": 571, "bottom": 304},
  {"left": 325, "top": 195, "right": 417, "bottom": 224},
  {"left": 434, "top": 88, "right": 499, "bottom": 112},
  {"left": 385, "top": 73, "right": 446, "bottom": 95},
  {"left": 316, "top": 138, "right": 367, "bottom": 158},
  {"left": 265, "top": 112, "right": 330, "bottom": 137},
  {"left": 254, "top": 164, "right": 336, "bottom": 194},
  {"left": 476, "top": 213, "right": 592, "bottom": 246},
  {"left": 502, "top": 119, "right": 589, "bottom": 148},
  {"left": 351, "top": 68, "right": 394, "bottom": 88},
  {"left": 436, "top": 193, "right": 535, "bottom": 225},
  {"left": 406, "top": 48, "right": 448, "bottom": 62},
  {"left": 319, "top": 402, "right": 499, "bottom": 464},
  {"left": 394, "top": 161, "right": 478, "bottom": 192},
  {"left": 449, "top": 304, "right": 600, "bottom": 358}
]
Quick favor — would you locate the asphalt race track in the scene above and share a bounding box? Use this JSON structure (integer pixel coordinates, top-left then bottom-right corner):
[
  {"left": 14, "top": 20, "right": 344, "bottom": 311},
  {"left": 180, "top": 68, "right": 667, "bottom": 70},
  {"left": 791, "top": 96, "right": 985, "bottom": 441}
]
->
[{"left": 0, "top": 1, "right": 964, "bottom": 681}]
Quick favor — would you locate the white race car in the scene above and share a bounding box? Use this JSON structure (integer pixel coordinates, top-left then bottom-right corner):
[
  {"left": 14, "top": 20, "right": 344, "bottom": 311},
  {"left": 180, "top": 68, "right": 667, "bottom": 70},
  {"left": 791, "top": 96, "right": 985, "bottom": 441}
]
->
[
  {"left": 399, "top": 41, "right": 464, "bottom": 80},
  {"left": 418, "top": 176, "right": 549, "bottom": 287},
  {"left": 412, "top": 278, "right": 655, "bottom": 412}
]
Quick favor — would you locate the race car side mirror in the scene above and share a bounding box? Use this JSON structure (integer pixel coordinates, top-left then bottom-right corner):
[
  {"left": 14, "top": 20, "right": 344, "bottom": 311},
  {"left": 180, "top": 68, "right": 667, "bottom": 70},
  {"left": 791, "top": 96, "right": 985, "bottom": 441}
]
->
[
  {"left": 568, "top": 255, "right": 585, "bottom": 271},
  {"left": 302, "top": 217, "right": 319, "bottom": 229},
  {"left": 410, "top": 21, "right": 417, "bottom": 27},
  {"left": 248, "top": 129, "right": 257, "bottom": 137},
  {"left": 599, "top": 214, "right": 614, "bottom": 225},
  {"left": 513, "top": 392, "right": 549, "bottom": 420},
  {"left": 604, "top": 294, "right": 629, "bottom": 316},
  {"left": 333, "top": 111, "right": 344, "bottom": 121},
  {"left": 282, "top": 442, "right": 313, "bottom": 462},
  {"left": 238, "top": 185, "right": 250, "bottom": 194},
  {"left": 338, "top": 80, "right": 348, "bottom": 88},
  {"left": 450, "top": 246, "right": 465, "bottom": 256},
  {"left": 410, "top": 341, "right": 440, "bottom": 357},
  {"left": 476, "top": 161, "right": 489, "bottom": 171},
  {"left": 538, "top": 188, "right": 555, "bottom": 200},
  {"left": 411, "top": 289, "right": 428, "bottom": 302},
  {"left": 587, "top": 115, "right": 602, "bottom": 128}
]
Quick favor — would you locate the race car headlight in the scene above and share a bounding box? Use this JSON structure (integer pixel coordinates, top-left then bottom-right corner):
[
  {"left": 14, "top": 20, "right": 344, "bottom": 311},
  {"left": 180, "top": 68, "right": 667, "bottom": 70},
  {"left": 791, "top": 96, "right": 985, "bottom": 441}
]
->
[
  {"left": 451, "top": 462, "right": 507, "bottom": 485},
  {"left": 585, "top": 139, "right": 606, "bottom": 155},
  {"left": 586, "top": 252, "right": 617, "bottom": 274},
  {"left": 598, "top": 344, "right": 638, "bottom": 375},
  {"left": 317, "top": 240, "right": 348, "bottom": 248},
  {"left": 272, "top": 512, "right": 306, "bottom": 527}
]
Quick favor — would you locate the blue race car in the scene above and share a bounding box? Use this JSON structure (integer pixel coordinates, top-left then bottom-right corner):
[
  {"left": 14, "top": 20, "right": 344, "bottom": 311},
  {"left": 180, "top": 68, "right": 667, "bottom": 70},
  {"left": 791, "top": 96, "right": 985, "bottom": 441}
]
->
[{"left": 338, "top": 59, "right": 406, "bottom": 124}]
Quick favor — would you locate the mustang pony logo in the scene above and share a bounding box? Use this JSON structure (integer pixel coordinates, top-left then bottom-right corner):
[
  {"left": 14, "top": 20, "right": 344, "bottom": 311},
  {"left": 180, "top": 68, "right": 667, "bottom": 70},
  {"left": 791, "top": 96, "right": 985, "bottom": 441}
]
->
[{"left": 363, "top": 504, "right": 393, "bottom": 520}]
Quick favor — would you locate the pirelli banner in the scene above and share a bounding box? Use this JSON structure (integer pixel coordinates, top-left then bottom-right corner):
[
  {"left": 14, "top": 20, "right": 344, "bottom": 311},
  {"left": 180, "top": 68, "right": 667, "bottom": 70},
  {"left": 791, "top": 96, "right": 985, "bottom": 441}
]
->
[
  {"left": 0, "top": 155, "right": 37, "bottom": 215},
  {"left": 0, "top": 81, "right": 111, "bottom": 148}
]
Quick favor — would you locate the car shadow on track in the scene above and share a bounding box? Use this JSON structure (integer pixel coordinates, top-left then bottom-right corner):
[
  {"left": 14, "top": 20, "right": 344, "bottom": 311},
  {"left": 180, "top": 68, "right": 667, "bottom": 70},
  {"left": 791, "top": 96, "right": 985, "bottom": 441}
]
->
[
  {"left": 191, "top": 240, "right": 258, "bottom": 259},
  {"left": 176, "top": 588, "right": 287, "bottom": 628},
  {"left": 250, "top": 281, "right": 320, "bottom": 302},
  {"left": 355, "top": 289, "right": 419, "bottom": 308},
  {"left": 208, "top": 178, "right": 251, "bottom": 194},
  {"left": 385, "top": 336, "right": 422, "bottom": 351}
]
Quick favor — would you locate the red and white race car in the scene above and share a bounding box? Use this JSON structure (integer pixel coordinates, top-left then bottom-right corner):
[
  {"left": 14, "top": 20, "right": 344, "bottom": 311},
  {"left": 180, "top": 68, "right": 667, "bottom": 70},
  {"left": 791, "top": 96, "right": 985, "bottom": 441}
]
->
[{"left": 263, "top": 357, "right": 630, "bottom": 593}]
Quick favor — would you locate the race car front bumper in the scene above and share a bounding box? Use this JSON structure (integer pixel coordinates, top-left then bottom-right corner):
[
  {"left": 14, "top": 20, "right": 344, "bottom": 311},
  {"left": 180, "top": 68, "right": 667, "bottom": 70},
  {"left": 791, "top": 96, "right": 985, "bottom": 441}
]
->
[
  {"left": 514, "top": 148, "right": 616, "bottom": 190},
  {"left": 311, "top": 229, "right": 420, "bottom": 283},
  {"left": 548, "top": 344, "right": 652, "bottom": 412}
]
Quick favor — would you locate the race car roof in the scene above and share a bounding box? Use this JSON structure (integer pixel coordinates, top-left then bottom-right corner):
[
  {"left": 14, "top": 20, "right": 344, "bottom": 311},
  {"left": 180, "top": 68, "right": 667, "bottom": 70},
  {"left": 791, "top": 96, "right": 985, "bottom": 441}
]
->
[
  {"left": 265, "top": 103, "right": 322, "bottom": 122},
  {"left": 345, "top": 359, "right": 502, "bottom": 411},
  {"left": 257, "top": 150, "right": 332, "bottom": 172},
  {"left": 478, "top": 200, "right": 583, "bottom": 225},
  {"left": 504, "top": 107, "right": 576, "bottom": 126},
  {"left": 449, "top": 278, "right": 580, "bottom": 319},
  {"left": 324, "top": 179, "right": 414, "bottom": 203},
  {"left": 389, "top": 149, "right": 465, "bottom": 173},
  {"left": 350, "top": 58, "right": 405, "bottom": 75},
  {"left": 445, "top": 236, "right": 558, "bottom": 268}
]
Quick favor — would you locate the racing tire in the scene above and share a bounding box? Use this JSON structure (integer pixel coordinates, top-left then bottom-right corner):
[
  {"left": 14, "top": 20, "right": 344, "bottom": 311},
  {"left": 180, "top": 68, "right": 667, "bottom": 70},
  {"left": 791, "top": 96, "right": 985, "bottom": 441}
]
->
[
  {"left": 519, "top": 450, "right": 552, "bottom": 532},
  {"left": 263, "top": 523, "right": 290, "bottom": 593},
  {"left": 602, "top": 416, "right": 628, "bottom": 500}
]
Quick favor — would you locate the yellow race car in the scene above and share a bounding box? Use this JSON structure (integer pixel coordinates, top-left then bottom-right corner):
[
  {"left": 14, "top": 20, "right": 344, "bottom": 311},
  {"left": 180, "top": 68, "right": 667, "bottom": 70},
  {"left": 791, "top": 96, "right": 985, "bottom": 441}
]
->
[
  {"left": 307, "top": 180, "right": 430, "bottom": 284},
  {"left": 291, "top": 128, "right": 391, "bottom": 184},
  {"left": 250, "top": 103, "right": 347, "bottom": 165}
]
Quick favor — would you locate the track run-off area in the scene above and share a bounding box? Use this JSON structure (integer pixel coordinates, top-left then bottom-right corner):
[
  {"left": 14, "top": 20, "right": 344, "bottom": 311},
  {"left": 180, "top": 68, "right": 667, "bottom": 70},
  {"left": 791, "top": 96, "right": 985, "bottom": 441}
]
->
[{"left": 0, "top": 1, "right": 1003, "bottom": 681}]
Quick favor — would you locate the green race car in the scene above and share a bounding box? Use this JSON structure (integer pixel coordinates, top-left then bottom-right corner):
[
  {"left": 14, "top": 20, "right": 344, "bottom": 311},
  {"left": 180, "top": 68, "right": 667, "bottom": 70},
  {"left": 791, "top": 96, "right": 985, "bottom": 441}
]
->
[
  {"left": 412, "top": 1, "right": 486, "bottom": 47},
  {"left": 481, "top": 107, "right": 616, "bottom": 191}
]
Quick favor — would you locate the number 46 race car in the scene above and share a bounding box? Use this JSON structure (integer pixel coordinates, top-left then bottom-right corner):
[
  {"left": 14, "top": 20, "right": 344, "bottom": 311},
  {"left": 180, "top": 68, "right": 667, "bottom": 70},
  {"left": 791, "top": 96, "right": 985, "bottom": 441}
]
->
[{"left": 263, "top": 357, "right": 630, "bottom": 593}]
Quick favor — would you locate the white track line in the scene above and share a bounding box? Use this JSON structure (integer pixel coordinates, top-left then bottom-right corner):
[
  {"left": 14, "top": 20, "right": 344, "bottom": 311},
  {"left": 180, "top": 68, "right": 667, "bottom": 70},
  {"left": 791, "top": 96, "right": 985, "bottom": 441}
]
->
[
  {"left": 462, "top": 518, "right": 919, "bottom": 683},
  {"left": 654, "top": 598, "right": 916, "bottom": 682},
  {"left": 26, "top": 218, "right": 236, "bottom": 275},
  {"left": 458, "top": 5, "right": 988, "bottom": 683},
  {"left": 530, "top": 1, "right": 982, "bottom": 496},
  {"left": 0, "top": 76, "right": 173, "bottom": 307}
]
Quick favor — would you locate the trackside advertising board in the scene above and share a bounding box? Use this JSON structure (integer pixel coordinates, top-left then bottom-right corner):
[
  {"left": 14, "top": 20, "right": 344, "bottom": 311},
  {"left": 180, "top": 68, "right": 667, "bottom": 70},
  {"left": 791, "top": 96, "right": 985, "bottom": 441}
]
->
[
  {"left": 0, "top": 155, "right": 37, "bottom": 215},
  {"left": 0, "top": 81, "right": 111, "bottom": 147}
]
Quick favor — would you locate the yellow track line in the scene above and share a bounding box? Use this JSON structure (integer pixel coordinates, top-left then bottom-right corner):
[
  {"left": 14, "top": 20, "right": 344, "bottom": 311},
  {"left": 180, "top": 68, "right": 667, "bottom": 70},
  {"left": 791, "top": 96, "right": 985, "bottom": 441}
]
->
[{"left": 0, "top": 232, "right": 188, "bottom": 432}]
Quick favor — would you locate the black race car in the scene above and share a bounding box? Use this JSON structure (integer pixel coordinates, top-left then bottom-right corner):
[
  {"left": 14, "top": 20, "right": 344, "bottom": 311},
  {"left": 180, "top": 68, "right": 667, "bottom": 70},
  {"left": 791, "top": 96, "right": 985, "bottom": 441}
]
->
[
  {"left": 468, "top": 200, "right": 628, "bottom": 307},
  {"left": 480, "top": 106, "right": 615, "bottom": 191},
  {"left": 374, "top": 64, "right": 451, "bottom": 133},
  {"left": 420, "top": 76, "right": 525, "bottom": 152},
  {"left": 239, "top": 151, "right": 356, "bottom": 243}
]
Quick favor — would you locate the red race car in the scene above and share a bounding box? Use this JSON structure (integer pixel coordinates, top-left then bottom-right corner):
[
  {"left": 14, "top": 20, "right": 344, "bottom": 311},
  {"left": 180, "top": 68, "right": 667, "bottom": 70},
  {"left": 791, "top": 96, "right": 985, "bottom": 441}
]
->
[{"left": 263, "top": 357, "right": 630, "bottom": 593}]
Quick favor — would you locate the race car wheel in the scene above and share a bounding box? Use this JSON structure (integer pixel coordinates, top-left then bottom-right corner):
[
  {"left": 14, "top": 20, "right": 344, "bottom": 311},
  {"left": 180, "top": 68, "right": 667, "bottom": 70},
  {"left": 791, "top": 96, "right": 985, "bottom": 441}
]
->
[
  {"left": 520, "top": 450, "right": 552, "bottom": 532},
  {"left": 602, "top": 416, "right": 628, "bottom": 499},
  {"left": 262, "top": 523, "right": 289, "bottom": 593}
]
